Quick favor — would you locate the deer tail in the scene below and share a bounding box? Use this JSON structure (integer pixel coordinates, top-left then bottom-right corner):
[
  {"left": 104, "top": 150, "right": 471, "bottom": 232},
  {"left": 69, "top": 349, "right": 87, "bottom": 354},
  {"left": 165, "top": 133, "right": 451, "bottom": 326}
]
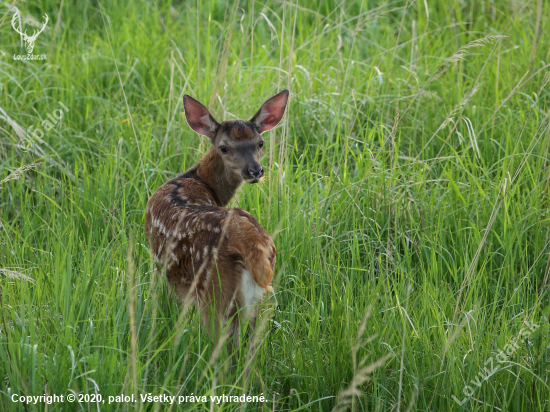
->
[
  {"left": 243, "top": 243, "right": 276, "bottom": 292},
  {"left": 228, "top": 209, "right": 277, "bottom": 291}
]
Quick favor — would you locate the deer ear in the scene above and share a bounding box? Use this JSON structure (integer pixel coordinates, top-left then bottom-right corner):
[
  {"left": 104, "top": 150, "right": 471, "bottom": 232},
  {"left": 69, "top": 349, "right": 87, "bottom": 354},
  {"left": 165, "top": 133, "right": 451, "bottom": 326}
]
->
[
  {"left": 184, "top": 95, "right": 219, "bottom": 139},
  {"left": 250, "top": 90, "right": 289, "bottom": 134}
]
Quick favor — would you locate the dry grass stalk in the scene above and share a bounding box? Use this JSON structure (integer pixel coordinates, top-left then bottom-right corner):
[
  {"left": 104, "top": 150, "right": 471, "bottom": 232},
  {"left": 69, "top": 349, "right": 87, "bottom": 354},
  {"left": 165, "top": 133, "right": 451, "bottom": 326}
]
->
[
  {"left": 447, "top": 35, "right": 507, "bottom": 63},
  {"left": 0, "top": 163, "right": 40, "bottom": 187},
  {"left": 0, "top": 268, "right": 34, "bottom": 282}
]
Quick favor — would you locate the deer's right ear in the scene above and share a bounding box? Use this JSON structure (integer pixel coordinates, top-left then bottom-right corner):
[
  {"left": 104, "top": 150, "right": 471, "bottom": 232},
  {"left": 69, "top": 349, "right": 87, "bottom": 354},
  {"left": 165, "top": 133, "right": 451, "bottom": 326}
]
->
[{"left": 184, "top": 95, "right": 220, "bottom": 140}]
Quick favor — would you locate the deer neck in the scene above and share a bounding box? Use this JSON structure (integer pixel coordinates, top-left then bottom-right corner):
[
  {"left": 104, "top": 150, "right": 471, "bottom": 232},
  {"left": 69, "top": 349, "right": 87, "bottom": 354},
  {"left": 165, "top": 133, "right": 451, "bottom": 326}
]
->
[{"left": 197, "top": 146, "right": 243, "bottom": 207}]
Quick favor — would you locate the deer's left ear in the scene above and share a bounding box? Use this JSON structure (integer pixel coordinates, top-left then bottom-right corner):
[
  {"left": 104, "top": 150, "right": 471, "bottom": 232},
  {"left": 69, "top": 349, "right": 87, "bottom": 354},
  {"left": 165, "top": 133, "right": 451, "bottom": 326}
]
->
[{"left": 250, "top": 90, "right": 289, "bottom": 134}]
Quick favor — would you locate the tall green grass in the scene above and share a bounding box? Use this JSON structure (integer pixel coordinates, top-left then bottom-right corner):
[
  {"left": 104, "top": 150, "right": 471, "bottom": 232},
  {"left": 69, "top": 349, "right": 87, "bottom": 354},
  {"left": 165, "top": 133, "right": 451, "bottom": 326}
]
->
[{"left": 1, "top": 0, "right": 549, "bottom": 410}]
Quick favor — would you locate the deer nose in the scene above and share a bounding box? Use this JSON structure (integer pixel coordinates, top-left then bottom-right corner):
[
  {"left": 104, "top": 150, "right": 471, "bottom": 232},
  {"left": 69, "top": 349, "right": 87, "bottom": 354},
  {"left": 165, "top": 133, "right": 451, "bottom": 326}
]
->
[{"left": 248, "top": 166, "right": 263, "bottom": 178}]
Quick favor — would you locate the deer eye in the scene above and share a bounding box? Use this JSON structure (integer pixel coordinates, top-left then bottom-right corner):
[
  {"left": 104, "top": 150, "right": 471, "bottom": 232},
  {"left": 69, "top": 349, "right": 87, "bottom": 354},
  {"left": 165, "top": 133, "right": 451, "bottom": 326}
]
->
[
  {"left": 220, "top": 146, "right": 228, "bottom": 154},
  {"left": 258, "top": 141, "right": 264, "bottom": 148}
]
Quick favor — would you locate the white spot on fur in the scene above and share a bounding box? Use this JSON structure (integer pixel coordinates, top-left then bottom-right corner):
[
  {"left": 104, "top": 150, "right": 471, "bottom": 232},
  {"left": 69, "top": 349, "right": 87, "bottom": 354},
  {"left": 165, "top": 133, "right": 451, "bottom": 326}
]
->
[
  {"left": 182, "top": 245, "right": 187, "bottom": 252},
  {"left": 170, "top": 252, "right": 179, "bottom": 263},
  {"left": 203, "top": 267, "right": 213, "bottom": 286},
  {"left": 152, "top": 218, "right": 166, "bottom": 234}
]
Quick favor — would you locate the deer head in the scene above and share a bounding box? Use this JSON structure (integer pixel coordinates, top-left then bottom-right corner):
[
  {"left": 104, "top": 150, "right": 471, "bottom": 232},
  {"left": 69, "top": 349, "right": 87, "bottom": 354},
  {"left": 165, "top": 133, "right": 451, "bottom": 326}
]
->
[
  {"left": 12, "top": 9, "right": 49, "bottom": 54},
  {"left": 183, "top": 90, "right": 289, "bottom": 184}
]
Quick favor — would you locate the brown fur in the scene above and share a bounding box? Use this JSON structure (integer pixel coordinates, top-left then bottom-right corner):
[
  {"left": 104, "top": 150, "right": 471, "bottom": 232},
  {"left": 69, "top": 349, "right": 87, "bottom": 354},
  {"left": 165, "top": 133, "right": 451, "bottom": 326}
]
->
[
  {"left": 146, "top": 90, "right": 288, "bottom": 346},
  {"left": 224, "top": 120, "right": 256, "bottom": 140},
  {"left": 146, "top": 140, "right": 275, "bottom": 337}
]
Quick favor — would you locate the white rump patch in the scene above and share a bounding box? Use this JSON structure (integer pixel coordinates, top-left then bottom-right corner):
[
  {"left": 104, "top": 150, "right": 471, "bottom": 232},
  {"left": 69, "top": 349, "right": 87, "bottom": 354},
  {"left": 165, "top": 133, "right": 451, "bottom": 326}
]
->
[{"left": 240, "top": 269, "right": 265, "bottom": 319}]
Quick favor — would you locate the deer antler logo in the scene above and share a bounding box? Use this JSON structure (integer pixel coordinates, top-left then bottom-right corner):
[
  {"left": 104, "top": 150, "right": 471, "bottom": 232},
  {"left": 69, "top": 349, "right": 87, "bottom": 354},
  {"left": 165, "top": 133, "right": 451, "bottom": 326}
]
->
[{"left": 11, "top": 9, "right": 49, "bottom": 54}]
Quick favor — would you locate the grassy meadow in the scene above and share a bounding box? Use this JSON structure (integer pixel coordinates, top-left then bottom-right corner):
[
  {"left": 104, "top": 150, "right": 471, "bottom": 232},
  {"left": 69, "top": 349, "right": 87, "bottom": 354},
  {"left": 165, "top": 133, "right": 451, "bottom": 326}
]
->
[{"left": 1, "top": 0, "right": 550, "bottom": 410}]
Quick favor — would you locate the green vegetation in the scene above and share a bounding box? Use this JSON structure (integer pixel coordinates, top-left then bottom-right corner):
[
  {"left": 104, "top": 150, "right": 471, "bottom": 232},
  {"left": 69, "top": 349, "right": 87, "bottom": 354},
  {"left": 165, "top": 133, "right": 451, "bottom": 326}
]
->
[{"left": 1, "top": 0, "right": 550, "bottom": 410}]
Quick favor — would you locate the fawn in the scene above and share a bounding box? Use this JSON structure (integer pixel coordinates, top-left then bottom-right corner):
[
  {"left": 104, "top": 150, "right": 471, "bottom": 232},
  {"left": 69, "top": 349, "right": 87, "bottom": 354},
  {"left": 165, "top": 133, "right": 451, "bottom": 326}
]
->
[{"left": 145, "top": 90, "right": 289, "bottom": 346}]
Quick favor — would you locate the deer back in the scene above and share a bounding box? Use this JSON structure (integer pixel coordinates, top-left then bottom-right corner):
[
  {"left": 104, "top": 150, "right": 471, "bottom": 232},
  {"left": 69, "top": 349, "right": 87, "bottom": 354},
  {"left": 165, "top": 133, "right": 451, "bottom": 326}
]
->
[{"left": 145, "top": 167, "right": 276, "bottom": 302}]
